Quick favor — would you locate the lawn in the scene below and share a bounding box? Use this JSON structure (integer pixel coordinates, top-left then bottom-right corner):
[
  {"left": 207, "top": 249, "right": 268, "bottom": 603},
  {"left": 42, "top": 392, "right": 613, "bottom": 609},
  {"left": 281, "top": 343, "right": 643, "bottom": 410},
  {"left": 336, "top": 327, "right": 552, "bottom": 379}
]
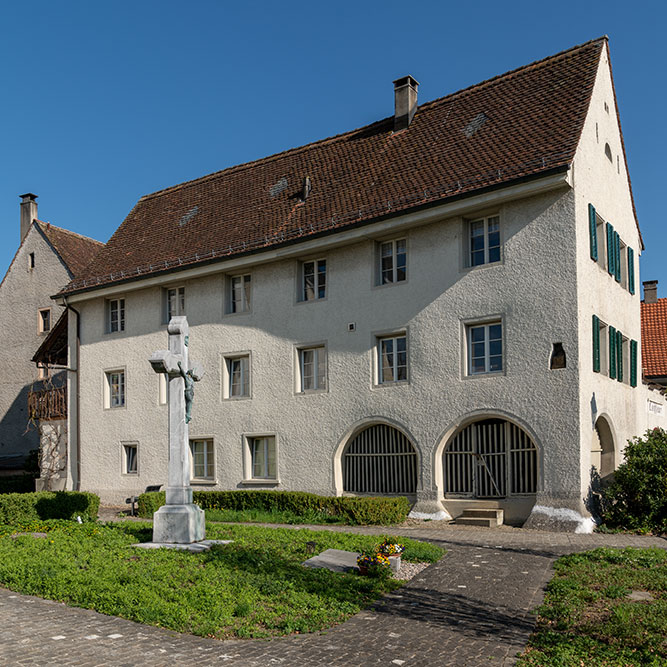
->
[
  {"left": 518, "top": 547, "right": 667, "bottom": 666},
  {"left": 0, "top": 520, "right": 443, "bottom": 639}
]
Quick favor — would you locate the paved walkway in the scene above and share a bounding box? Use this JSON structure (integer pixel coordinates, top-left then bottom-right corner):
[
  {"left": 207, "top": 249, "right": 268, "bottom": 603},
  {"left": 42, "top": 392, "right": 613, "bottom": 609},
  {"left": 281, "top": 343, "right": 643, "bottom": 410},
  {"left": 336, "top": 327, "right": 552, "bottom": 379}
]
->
[{"left": 0, "top": 522, "right": 664, "bottom": 666}]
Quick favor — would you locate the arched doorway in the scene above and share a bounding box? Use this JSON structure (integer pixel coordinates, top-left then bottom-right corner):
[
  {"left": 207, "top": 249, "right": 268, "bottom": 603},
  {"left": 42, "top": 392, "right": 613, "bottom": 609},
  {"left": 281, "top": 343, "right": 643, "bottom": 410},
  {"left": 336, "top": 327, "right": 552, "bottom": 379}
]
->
[
  {"left": 342, "top": 423, "right": 417, "bottom": 494},
  {"left": 443, "top": 418, "right": 537, "bottom": 499},
  {"left": 592, "top": 416, "right": 615, "bottom": 480}
]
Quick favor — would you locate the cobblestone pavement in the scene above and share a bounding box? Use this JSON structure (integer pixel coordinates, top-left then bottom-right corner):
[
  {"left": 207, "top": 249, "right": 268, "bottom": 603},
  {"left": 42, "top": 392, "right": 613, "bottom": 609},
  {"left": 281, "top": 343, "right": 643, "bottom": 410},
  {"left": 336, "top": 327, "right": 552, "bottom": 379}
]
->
[{"left": 0, "top": 522, "right": 664, "bottom": 666}]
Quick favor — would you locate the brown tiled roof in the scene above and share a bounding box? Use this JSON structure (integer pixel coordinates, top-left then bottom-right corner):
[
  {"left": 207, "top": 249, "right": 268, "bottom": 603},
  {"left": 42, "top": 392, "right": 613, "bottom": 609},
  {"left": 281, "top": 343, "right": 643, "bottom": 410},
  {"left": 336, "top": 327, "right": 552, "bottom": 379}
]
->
[
  {"left": 61, "top": 37, "right": 619, "bottom": 296},
  {"left": 641, "top": 299, "right": 667, "bottom": 378},
  {"left": 36, "top": 221, "right": 104, "bottom": 278}
]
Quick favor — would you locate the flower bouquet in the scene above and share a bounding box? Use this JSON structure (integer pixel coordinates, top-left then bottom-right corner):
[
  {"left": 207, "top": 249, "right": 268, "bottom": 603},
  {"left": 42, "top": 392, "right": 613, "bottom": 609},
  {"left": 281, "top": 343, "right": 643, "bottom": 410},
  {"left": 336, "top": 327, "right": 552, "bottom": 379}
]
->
[
  {"left": 357, "top": 551, "right": 391, "bottom": 576},
  {"left": 378, "top": 539, "right": 404, "bottom": 556}
]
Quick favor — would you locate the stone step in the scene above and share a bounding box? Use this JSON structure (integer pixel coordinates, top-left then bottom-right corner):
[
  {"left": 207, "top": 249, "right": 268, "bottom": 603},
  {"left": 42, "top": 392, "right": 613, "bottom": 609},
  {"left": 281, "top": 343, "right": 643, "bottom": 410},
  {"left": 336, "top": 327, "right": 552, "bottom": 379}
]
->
[
  {"left": 454, "top": 508, "right": 504, "bottom": 527},
  {"left": 460, "top": 509, "right": 504, "bottom": 520}
]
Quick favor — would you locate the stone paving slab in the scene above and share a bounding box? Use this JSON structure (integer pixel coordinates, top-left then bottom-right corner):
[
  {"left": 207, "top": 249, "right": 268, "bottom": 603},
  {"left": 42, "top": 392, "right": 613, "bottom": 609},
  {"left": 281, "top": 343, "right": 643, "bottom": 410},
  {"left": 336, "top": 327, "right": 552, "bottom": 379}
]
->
[
  {"left": 302, "top": 548, "right": 359, "bottom": 573},
  {"left": 0, "top": 524, "right": 665, "bottom": 666}
]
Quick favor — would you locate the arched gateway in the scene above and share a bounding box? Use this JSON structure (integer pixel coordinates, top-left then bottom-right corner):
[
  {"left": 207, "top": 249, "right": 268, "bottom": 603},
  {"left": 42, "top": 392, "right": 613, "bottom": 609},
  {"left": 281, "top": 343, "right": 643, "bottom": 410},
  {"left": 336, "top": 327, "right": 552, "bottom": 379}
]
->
[
  {"left": 342, "top": 423, "right": 417, "bottom": 495},
  {"left": 443, "top": 418, "right": 537, "bottom": 499}
]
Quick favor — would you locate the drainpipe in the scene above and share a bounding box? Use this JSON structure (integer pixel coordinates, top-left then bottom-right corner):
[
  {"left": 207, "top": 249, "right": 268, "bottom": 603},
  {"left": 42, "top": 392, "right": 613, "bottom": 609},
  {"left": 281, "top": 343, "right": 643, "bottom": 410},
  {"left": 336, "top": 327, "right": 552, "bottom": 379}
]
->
[{"left": 64, "top": 299, "right": 81, "bottom": 491}]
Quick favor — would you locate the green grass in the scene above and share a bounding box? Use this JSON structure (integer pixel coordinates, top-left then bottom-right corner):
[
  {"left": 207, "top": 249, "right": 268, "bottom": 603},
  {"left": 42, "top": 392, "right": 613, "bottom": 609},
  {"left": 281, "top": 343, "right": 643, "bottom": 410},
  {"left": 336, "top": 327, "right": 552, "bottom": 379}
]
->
[
  {"left": 518, "top": 547, "right": 667, "bottom": 666},
  {"left": 0, "top": 520, "right": 443, "bottom": 639},
  {"left": 203, "top": 507, "right": 347, "bottom": 525}
]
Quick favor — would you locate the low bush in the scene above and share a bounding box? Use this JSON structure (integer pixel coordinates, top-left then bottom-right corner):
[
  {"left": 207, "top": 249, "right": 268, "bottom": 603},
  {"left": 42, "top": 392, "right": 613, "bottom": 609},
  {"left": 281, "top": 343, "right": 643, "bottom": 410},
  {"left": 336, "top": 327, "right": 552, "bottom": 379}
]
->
[
  {"left": 137, "top": 490, "right": 410, "bottom": 525},
  {"left": 0, "top": 491, "right": 99, "bottom": 524},
  {"left": 600, "top": 427, "right": 667, "bottom": 533}
]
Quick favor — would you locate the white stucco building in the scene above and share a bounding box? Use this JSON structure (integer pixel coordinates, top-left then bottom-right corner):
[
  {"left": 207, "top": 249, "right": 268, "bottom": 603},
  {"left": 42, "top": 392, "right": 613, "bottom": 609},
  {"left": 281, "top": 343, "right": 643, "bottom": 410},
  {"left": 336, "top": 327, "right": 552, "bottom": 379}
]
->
[{"left": 51, "top": 38, "right": 663, "bottom": 530}]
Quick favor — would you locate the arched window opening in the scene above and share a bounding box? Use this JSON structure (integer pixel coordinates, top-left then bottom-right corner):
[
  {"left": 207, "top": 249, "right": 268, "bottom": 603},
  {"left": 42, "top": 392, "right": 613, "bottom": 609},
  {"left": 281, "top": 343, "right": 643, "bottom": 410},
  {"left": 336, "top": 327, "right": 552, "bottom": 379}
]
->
[
  {"left": 444, "top": 419, "right": 537, "bottom": 499},
  {"left": 592, "top": 417, "right": 615, "bottom": 480},
  {"left": 343, "top": 424, "right": 417, "bottom": 494}
]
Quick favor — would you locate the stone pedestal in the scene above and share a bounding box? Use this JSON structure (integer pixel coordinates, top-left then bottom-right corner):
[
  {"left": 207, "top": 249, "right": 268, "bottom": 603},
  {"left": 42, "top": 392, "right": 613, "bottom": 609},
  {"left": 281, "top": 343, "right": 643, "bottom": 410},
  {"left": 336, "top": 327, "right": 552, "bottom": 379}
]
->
[{"left": 153, "top": 503, "right": 205, "bottom": 544}]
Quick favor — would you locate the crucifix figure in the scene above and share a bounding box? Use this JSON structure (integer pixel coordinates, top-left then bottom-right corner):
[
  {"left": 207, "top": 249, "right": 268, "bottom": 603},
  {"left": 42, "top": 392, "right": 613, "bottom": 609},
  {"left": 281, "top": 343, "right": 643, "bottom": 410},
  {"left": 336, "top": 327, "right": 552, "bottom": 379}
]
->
[{"left": 148, "top": 316, "right": 206, "bottom": 544}]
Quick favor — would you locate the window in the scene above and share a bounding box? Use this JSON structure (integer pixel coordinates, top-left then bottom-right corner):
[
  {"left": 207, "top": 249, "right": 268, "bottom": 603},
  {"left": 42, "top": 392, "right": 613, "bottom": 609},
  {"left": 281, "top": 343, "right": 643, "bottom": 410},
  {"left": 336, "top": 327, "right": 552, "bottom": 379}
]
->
[
  {"left": 467, "top": 322, "right": 503, "bottom": 375},
  {"left": 122, "top": 443, "right": 138, "bottom": 475},
  {"left": 468, "top": 215, "right": 500, "bottom": 267},
  {"left": 190, "top": 439, "right": 214, "bottom": 480},
  {"left": 29, "top": 252, "right": 35, "bottom": 269},
  {"left": 38, "top": 308, "right": 51, "bottom": 333},
  {"left": 107, "top": 298, "right": 125, "bottom": 333},
  {"left": 298, "top": 346, "right": 327, "bottom": 392},
  {"left": 377, "top": 334, "right": 408, "bottom": 384},
  {"left": 229, "top": 274, "right": 251, "bottom": 313},
  {"left": 224, "top": 355, "right": 250, "bottom": 398},
  {"left": 165, "top": 286, "right": 185, "bottom": 321},
  {"left": 378, "top": 239, "right": 406, "bottom": 285},
  {"left": 250, "top": 436, "right": 277, "bottom": 480},
  {"left": 301, "top": 259, "right": 326, "bottom": 301},
  {"left": 105, "top": 370, "right": 125, "bottom": 408}
]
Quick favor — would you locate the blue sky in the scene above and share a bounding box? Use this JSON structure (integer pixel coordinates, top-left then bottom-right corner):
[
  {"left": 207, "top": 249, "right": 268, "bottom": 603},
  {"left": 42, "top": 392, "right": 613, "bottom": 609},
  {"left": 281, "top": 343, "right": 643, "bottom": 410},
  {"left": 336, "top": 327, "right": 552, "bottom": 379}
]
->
[{"left": 1, "top": 1, "right": 664, "bottom": 293}]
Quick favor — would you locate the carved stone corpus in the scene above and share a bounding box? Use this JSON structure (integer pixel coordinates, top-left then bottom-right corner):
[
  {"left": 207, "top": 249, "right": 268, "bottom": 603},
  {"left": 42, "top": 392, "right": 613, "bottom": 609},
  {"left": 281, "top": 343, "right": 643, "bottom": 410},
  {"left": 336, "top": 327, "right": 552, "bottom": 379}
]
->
[{"left": 149, "top": 316, "right": 205, "bottom": 544}]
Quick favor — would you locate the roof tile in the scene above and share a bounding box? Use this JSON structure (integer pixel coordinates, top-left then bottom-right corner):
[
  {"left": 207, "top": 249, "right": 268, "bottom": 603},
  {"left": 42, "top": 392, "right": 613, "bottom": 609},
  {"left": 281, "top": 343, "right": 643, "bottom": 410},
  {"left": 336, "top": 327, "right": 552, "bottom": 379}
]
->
[{"left": 641, "top": 299, "right": 667, "bottom": 378}]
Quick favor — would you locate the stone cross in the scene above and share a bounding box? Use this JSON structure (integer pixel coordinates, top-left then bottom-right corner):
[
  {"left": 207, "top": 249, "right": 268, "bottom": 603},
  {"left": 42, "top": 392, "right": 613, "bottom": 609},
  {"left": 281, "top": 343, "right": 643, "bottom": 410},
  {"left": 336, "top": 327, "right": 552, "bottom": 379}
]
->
[{"left": 148, "top": 316, "right": 206, "bottom": 543}]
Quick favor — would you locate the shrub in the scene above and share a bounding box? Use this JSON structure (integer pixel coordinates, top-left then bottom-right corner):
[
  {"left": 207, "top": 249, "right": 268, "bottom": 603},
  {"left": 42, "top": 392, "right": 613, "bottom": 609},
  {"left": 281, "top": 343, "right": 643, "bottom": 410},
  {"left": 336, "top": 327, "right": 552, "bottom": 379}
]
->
[
  {"left": 0, "top": 491, "right": 100, "bottom": 524},
  {"left": 600, "top": 427, "right": 667, "bottom": 533},
  {"left": 137, "top": 490, "right": 410, "bottom": 525}
]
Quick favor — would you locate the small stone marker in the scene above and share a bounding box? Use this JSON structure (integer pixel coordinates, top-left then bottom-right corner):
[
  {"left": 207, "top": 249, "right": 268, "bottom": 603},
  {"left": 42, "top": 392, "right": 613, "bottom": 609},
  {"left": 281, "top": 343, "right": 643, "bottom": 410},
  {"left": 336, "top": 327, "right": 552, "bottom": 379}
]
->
[{"left": 302, "top": 548, "right": 360, "bottom": 573}]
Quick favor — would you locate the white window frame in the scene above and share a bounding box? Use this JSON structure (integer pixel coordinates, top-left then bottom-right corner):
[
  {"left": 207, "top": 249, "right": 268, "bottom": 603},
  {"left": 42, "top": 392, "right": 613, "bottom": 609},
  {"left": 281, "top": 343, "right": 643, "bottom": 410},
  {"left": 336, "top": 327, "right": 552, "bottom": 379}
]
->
[
  {"left": 104, "top": 369, "right": 126, "bottom": 409},
  {"left": 189, "top": 438, "right": 215, "bottom": 482},
  {"left": 107, "top": 298, "right": 125, "bottom": 333},
  {"left": 37, "top": 363, "right": 49, "bottom": 380},
  {"left": 599, "top": 319, "right": 609, "bottom": 376},
  {"left": 299, "top": 258, "right": 327, "bottom": 302},
  {"left": 467, "top": 214, "right": 501, "bottom": 267},
  {"left": 222, "top": 354, "right": 251, "bottom": 399},
  {"left": 38, "top": 308, "right": 52, "bottom": 334},
  {"left": 122, "top": 442, "right": 139, "bottom": 475},
  {"left": 164, "top": 286, "right": 185, "bottom": 323},
  {"left": 297, "top": 345, "right": 327, "bottom": 393},
  {"left": 376, "top": 333, "right": 408, "bottom": 385},
  {"left": 228, "top": 273, "right": 251, "bottom": 314},
  {"left": 243, "top": 435, "right": 278, "bottom": 482},
  {"left": 377, "top": 238, "right": 407, "bottom": 286},
  {"left": 466, "top": 321, "right": 503, "bottom": 376}
]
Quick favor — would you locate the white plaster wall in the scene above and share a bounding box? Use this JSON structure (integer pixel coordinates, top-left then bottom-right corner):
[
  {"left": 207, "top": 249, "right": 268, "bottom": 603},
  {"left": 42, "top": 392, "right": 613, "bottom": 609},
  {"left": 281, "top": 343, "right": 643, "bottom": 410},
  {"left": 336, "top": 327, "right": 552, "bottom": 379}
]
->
[
  {"left": 74, "top": 187, "right": 584, "bottom": 508},
  {"left": 0, "top": 226, "right": 70, "bottom": 460},
  {"left": 573, "top": 47, "right": 645, "bottom": 504}
]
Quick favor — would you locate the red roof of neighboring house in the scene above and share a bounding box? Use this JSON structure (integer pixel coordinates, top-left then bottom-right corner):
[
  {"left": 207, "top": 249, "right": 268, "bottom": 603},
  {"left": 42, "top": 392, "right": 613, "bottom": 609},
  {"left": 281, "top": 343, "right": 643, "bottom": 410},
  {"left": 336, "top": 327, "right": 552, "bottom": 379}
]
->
[
  {"left": 60, "top": 37, "right": 630, "bottom": 296},
  {"left": 36, "top": 222, "right": 104, "bottom": 278},
  {"left": 641, "top": 298, "right": 667, "bottom": 378}
]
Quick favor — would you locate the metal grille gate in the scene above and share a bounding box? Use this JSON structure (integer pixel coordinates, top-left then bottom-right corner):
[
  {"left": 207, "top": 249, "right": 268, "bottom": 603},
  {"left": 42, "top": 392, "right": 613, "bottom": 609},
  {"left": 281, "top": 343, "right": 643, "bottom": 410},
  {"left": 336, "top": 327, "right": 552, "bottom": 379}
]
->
[
  {"left": 343, "top": 424, "right": 417, "bottom": 494},
  {"left": 444, "top": 419, "right": 537, "bottom": 498}
]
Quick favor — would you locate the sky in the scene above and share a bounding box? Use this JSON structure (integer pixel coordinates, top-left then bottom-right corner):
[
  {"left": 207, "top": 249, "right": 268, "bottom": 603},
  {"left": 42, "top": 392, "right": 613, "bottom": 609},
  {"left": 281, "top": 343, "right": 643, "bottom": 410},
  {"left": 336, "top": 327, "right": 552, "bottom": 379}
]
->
[{"left": 0, "top": 1, "right": 665, "bottom": 292}]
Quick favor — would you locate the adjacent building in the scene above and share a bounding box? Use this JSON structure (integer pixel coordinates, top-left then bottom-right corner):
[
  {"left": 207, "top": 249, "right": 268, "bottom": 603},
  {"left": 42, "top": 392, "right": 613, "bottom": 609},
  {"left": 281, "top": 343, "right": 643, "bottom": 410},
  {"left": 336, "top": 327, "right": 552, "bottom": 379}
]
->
[{"left": 51, "top": 37, "right": 663, "bottom": 530}]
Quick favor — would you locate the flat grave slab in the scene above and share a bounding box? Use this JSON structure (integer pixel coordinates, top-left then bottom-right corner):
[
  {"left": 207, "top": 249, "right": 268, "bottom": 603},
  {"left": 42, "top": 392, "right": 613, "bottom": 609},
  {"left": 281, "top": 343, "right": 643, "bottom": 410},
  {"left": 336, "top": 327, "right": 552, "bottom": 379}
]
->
[
  {"left": 132, "top": 539, "right": 232, "bottom": 553},
  {"left": 302, "top": 548, "right": 359, "bottom": 573}
]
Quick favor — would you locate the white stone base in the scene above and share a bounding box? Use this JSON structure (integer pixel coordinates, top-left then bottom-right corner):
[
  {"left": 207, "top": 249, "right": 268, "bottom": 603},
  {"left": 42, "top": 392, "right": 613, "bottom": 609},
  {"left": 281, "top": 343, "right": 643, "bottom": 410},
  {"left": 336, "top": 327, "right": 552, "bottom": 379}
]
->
[
  {"left": 524, "top": 505, "right": 597, "bottom": 533},
  {"left": 152, "top": 503, "right": 205, "bottom": 544},
  {"left": 133, "top": 539, "right": 232, "bottom": 553}
]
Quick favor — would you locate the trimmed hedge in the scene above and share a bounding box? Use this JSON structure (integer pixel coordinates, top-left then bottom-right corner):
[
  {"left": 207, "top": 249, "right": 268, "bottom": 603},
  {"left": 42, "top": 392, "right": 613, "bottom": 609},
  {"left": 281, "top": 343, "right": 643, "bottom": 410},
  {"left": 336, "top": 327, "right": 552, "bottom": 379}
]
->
[
  {"left": 138, "top": 490, "right": 410, "bottom": 526},
  {"left": 0, "top": 475, "right": 35, "bottom": 494},
  {"left": 0, "top": 491, "right": 100, "bottom": 524}
]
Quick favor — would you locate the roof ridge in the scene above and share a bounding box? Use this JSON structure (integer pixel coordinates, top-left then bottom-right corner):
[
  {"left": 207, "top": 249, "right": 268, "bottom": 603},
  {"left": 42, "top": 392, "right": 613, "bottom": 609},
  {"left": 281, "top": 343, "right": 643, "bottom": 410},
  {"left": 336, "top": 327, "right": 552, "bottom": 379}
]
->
[
  {"left": 139, "top": 36, "right": 606, "bottom": 203},
  {"left": 36, "top": 220, "right": 104, "bottom": 246}
]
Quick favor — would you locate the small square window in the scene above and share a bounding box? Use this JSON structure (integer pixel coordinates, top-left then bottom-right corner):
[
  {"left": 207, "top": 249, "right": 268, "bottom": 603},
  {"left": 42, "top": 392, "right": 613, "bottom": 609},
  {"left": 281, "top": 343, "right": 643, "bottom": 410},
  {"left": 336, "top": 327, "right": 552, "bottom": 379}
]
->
[
  {"left": 224, "top": 355, "right": 250, "bottom": 398},
  {"left": 122, "top": 443, "right": 138, "bottom": 475},
  {"left": 38, "top": 308, "right": 51, "bottom": 334},
  {"left": 467, "top": 322, "right": 503, "bottom": 375},
  {"left": 468, "top": 215, "right": 500, "bottom": 267},
  {"left": 378, "top": 239, "right": 407, "bottom": 285},
  {"left": 105, "top": 370, "right": 126, "bottom": 408},
  {"left": 229, "top": 274, "right": 251, "bottom": 313},
  {"left": 165, "top": 286, "right": 185, "bottom": 322},
  {"left": 377, "top": 334, "right": 408, "bottom": 384},
  {"left": 300, "top": 259, "right": 326, "bottom": 301},
  {"left": 298, "top": 346, "right": 327, "bottom": 392},
  {"left": 107, "top": 298, "right": 125, "bottom": 333},
  {"left": 250, "top": 436, "right": 277, "bottom": 480},
  {"left": 190, "top": 439, "right": 214, "bottom": 480}
]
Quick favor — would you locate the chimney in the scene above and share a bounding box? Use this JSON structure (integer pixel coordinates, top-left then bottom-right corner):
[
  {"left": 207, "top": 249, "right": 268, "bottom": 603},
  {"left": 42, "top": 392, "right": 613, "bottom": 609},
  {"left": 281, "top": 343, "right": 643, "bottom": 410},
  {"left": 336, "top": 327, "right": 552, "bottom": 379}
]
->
[
  {"left": 643, "top": 280, "right": 658, "bottom": 304},
  {"left": 20, "top": 193, "right": 38, "bottom": 243},
  {"left": 393, "top": 75, "right": 419, "bottom": 132}
]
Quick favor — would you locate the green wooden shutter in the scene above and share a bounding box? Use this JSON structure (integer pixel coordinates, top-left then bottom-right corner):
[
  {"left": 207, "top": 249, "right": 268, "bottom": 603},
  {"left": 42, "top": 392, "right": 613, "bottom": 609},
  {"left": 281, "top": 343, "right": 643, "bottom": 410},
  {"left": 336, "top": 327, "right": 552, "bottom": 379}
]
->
[
  {"left": 616, "top": 330, "right": 623, "bottom": 382},
  {"left": 588, "top": 204, "right": 598, "bottom": 261},
  {"left": 628, "top": 247, "right": 635, "bottom": 295},
  {"left": 606, "top": 223, "right": 614, "bottom": 276},
  {"left": 614, "top": 232, "right": 621, "bottom": 282},
  {"left": 592, "top": 315, "right": 600, "bottom": 372},
  {"left": 609, "top": 325, "right": 616, "bottom": 379},
  {"left": 630, "top": 339, "right": 638, "bottom": 387}
]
